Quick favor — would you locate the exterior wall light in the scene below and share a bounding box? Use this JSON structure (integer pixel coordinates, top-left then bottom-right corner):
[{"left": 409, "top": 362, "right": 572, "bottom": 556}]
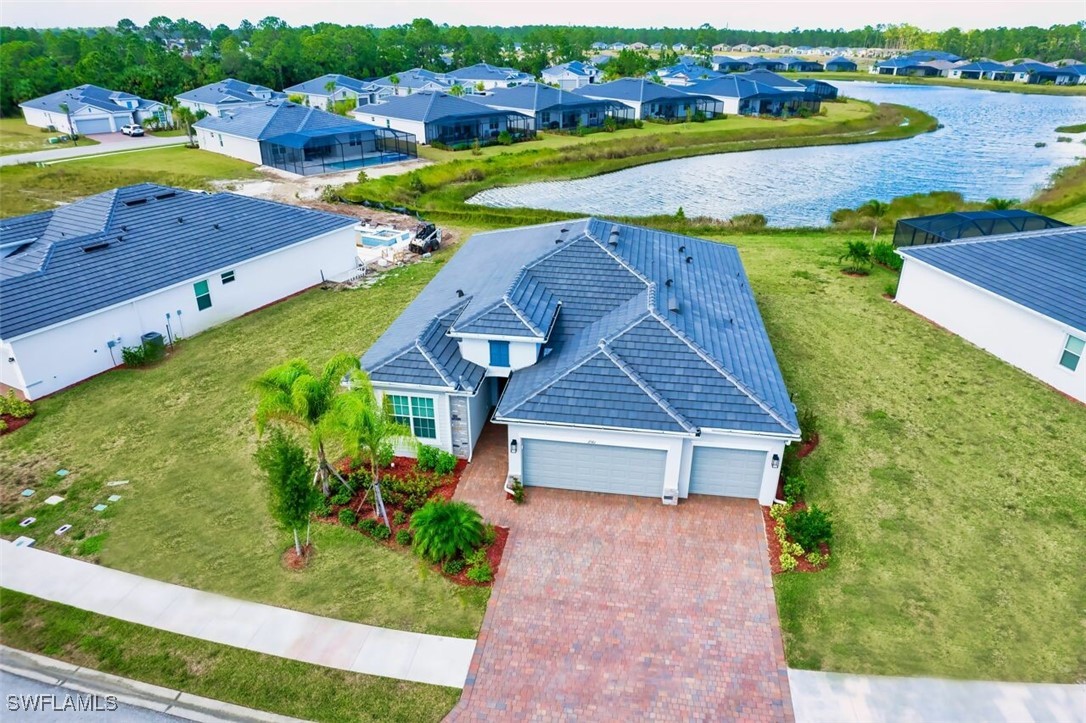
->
[
  {"left": 510, "top": 439, "right": 518, "bottom": 454},
  {"left": 772, "top": 454, "right": 780, "bottom": 469}
]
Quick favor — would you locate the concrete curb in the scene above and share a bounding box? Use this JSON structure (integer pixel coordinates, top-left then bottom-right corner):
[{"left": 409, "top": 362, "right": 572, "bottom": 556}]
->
[{"left": 1, "top": 646, "right": 309, "bottom": 722}]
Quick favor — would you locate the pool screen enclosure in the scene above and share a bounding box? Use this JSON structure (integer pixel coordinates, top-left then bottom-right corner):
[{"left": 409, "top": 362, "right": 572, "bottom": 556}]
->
[
  {"left": 260, "top": 124, "right": 418, "bottom": 176},
  {"left": 892, "top": 211, "right": 1070, "bottom": 247}
]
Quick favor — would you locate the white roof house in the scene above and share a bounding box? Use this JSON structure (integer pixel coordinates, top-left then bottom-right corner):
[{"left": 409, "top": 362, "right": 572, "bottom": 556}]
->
[
  {"left": 19, "top": 84, "right": 168, "bottom": 135},
  {"left": 175, "top": 78, "right": 286, "bottom": 117},
  {"left": 541, "top": 61, "right": 602, "bottom": 90}
]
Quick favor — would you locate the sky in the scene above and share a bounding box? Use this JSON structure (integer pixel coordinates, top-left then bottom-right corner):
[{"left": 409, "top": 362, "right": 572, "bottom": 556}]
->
[{"left": 0, "top": 0, "right": 1082, "bottom": 31}]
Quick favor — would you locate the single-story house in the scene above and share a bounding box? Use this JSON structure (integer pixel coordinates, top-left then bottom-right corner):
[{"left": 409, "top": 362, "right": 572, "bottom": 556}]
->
[
  {"left": 654, "top": 63, "right": 723, "bottom": 86},
  {"left": 541, "top": 61, "right": 601, "bottom": 90},
  {"left": 1008, "top": 61, "right": 1084, "bottom": 85},
  {"left": 741, "top": 56, "right": 787, "bottom": 72},
  {"left": 712, "top": 56, "right": 753, "bottom": 73},
  {"left": 629, "top": 42, "right": 648, "bottom": 51},
  {"left": 361, "top": 219, "right": 800, "bottom": 504},
  {"left": 574, "top": 79, "right": 722, "bottom": 120},
  {"left": 352, "top": 91, "right": 534, "bottom": 147},
  {"left": 891, "top": 210, "right": 1069, "bottom": 247},
  {"left": 371, "top": 68, "right": 453, "bottom": 96},
  {"left": 870, "top": 57, "right": 944, "bottom": 77},
  {"left": 732, "top": 44, "right": 753, "bottom": 53},
  {"left": 796, "top": 78, "right": 839, "bottom": 100},
  {"left": 445, "top": 63, "right": 534, "bottom": 90},
  {"left": 671, "top": 43, "right": 688, "bottom": 51},
  {"left": 465, "top": 83, "right": 631, "bottom": 131},
  {"left": 895, "top": 226, "right": 1086, "bottom": 403},
  {"left": 0, "top": 184, "right": 357, "bottom": 400},
  {"left": 176, "top": 78, "right": 286, "bottom": 117},
  {"left": 194, "top": 102, "right": 417, "bottom": 175},
  {"left": 650, "top": 43, "right": 665, "bottom": 52},
  {"left": 684, "top": 74, "right": 818, "bottom": 116},
  {"left": 903, "top": 50, "right": 963, "bottom": 63},
  {"left": 591, "top": 42, "right": 609, "bottom": 51},
  {"left": 778, "top": 56, "right": 824, "bottom": 72},
  {"left": 282, "top": 74, "right": 385, "bottom": 110},
  {"left": 824, "top": 57, "right": 858, "bottom": 72},
  {"left": 19, "top": 84, "right": 169, "bottom": 135},
  {"left": 611, "top": 42, "right": 627, "bottom": 51}
]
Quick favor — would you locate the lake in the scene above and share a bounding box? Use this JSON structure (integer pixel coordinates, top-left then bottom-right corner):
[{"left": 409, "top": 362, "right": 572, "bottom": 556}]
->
[{"left": 468, "top": 83, "right": 1086, "bottom": 227}]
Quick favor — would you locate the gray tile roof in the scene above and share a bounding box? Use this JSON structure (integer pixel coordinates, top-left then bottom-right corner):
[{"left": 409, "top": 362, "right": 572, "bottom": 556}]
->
[
  {"left": 284, "top": 74, "right": 375, "bottom": 96},
  {"left": 573, "top": 79, "right": 716, "bottom": 105},
  {"left": 362, "top": 219, "right": 799, "bottom": 437},
  {"left": 194, "top": 101, "right": 379, "bottom": 140},
  {"left": 463, "top": 83, "right": 614, "bottom": 114},
  {"left": 684, "top": 76, "right": 799, "bottom": 100},
  {"left": 898, "top": 226, "right": 1086, "bottom": 333},
  {"left": 372, "top": 69, "right": 452, "bottom": 91},
  {"left": 175, "top": 78, "right": 285, "bottom": 107},
  {"left": 542, "top": 61, "right": 598, "bottom": 78},
  {"left": 445, "top": 63, "right": 533, "bottom": 84},
  {"left": 0, "top": 184, "right": 356, "bottom": 339},
  {"left": 19, "top": 84, "right": 163, "bottom": 115},
  {"left": 359, "top": 91, "right": 516, "bottom": 123}
]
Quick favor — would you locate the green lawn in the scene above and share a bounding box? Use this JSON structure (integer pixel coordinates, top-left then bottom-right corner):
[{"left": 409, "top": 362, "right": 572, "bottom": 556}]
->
[
  {"left": 0, "top": 145, "right": 260, "bottom": 217},
  {"left": 1, "top": 590, "right": 459, "bottom": 723},
  {"left": 0, "top": 117, "right": 100, "bottom": 155},
  {"left": 0, "top": 257, "right": 488, "bottom": 639},
  {"left": 791, "top": 71, "right": 1086, "bottom": 96}
]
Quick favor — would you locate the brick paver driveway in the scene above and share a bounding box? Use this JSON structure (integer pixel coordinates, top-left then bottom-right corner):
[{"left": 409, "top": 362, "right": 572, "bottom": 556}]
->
[{"left": 450, "top": 426, "right": 793, "bottom": 722}]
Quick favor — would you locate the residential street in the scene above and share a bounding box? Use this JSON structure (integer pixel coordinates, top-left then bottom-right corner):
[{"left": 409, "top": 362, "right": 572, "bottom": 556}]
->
[{"left": 0, "top": 134, "right": 188, "bottom": 167}]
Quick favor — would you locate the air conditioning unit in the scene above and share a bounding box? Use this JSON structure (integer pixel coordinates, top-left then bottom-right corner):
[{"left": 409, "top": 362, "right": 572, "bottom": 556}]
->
[{"left": 661, "top": 486, "right": 678, "bottom": 506}]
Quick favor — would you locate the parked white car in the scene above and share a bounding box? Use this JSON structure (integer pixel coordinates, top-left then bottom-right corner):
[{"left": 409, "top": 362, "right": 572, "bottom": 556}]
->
[{"left": 120, "top": 124, "right": 145, "bottom": 136}]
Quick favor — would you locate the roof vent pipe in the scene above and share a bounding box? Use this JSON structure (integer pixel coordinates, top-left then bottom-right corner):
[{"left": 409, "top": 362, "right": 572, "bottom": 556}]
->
[
  {"left": 678, "top": 245, "right": 685, "bottom": 253},
  {"left": 686, "top": 256, "right": 693, "bottom": 264},
  {"left": 456, "top": 289, "right": 464, "bottom": 297},
  {"left": 665, "top": 279, "right": 673, "bottom": 287}
]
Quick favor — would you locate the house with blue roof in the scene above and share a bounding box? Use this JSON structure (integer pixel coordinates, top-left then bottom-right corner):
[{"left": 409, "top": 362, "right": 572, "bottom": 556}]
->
[
  {"left": 175, "top": 78, "right": 286, "bottom": 118},
  {"left": 654, "top": 63, "right": 722, "bottom": 87},
  {"left": 739, "top": 56, "right": 787, "bottom": 72},
  {"left": 0, "top": 185, "right": 357, "bottom": 400},
  {"left": 445, "top": 63, "right": 534, "bottom": 90},
  {"left": 541, "top": 61, "right": 602, "bottom": 90},
  {"left": 465, "top": 83, "right": 632, "bottom": 131},
  {"left": 895, "top": 226, "right": 1086, "bottom": 403},
  {"left": 573, "top": 79, "right": 722, "bottom": 120},
  {"left": 777, "top": 56, "right": 824, "bottom": 72},
  {"left": 824, "top": 57, "right": 858, "bottom": 72},
  {"left": 371, "top": 68, "right": 454, "bottom": 96},
  {"left": 711, "top": 56, "right": 753, "bottom": 73},
  {"left": 352, "top": 91, "right": 534, "bottom": 148},
  {"left": 283, "top": 74, "right": 385, "bottom": 111},
  {"left": 682, "top": 72, "right": 819, "bottom": 116},
  {"left": 194, "top": 101, "right": 417, "bottom": 174},
  {"left": 19, "top": 84, "right": 169, "bottom": 135},
  {"left": 361, "top": 219, "right": 800, "bottom": 504},
  {"left": 946, "top": 60, "right": 1007, "bottom": 81}
]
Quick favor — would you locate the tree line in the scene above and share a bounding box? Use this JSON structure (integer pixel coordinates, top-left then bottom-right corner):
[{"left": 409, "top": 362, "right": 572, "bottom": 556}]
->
[{"left": 1, "top": 17, "right": 1082, "bottom": 116}]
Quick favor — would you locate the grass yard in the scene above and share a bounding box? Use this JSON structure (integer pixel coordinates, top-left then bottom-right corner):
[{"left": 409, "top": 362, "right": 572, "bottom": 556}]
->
[
  {"left": 793, "top": 71, "right": 1086, "bottom": 96},
  {"left": 719, "top": 230, "right": 1085, "bottom": 683},
  {"left": 1, "top": 590, "right": 459, "bottom": 722},
  {"left": 0, "top": 256, "right": 488, "bottom": 639},
  {"left": 0, "top": 145, "right": 260, "bottom": 217},
  {"left": 0, "top": 117, "right": 100, "bottom": 155}
]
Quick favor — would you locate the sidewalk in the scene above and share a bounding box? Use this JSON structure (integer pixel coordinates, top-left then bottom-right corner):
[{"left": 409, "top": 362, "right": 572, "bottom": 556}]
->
[
  {"left": 0, "top": 135, "right": 188, "bottom": 167},
  {"left": 0, "top": 541, "right": 474, "bottom": 688},
  {"left": 789, "top": 669, "right": 1086, "bottom": 723}
]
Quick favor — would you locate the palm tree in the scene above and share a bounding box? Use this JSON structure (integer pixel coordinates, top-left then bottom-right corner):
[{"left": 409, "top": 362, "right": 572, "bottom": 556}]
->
[
  {"left": 449, "top": 84, "right": 465, "bottom": 97},
  {"left": 324, "top": 374, "right": 411, "bottom": 526},
  {"left": 985, "top": 197, "right": 1018, "bottom": 210},
  {"left": 860, "top": 199, "right": 889, "bottom": 239},
  {"left": 254, "top": 353, "right": 360, "bottom": 496},
  {"left": 59, "top": 102, "right": 75, "bottom": 144}
]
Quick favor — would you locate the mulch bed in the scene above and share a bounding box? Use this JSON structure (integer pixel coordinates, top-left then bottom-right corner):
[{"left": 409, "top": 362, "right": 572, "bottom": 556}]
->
[
  {"left": 763, "top": 501, "right": 830, "bottom": 575},
  {"left": 319, "top": 455, "right": 506, "bottom": 587},
  {"left": 0, "top": 414, "right": 33, "bottom": 436},
  {"left": 795, "top": 433, "right": 820, "bottom": 459},
  {"left": 281, "top": 543, "right": 315, "bottom": 570}
]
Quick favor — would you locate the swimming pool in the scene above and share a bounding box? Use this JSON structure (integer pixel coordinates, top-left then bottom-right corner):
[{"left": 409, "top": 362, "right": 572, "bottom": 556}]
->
[{"left": 357, "top": 225, "right": 412, "bottom": 247}]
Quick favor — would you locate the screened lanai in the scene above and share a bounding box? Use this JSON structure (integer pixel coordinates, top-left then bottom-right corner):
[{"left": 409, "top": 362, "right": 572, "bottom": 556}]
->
[
  {"left": 893, "top": 211, "right": 1070, "bottom": 248},
  {"left": 260, "top": 123, "right": 417, "bottom": 176}
]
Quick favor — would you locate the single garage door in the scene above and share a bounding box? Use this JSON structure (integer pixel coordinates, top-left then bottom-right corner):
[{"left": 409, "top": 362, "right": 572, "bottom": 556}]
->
[
  {"left": 688, "top": 447, "right": 767, "bottom": 498},
  {"left": 74, "top": 117, "right": 114, "bottom": 135},
  {"left": 521, "top": 439, "right": 667, "bottom": 497}
]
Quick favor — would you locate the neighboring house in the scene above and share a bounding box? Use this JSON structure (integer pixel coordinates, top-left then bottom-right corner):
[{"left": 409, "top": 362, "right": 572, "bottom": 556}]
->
[
  {"left": 711, "top": 56, "right": 753, "bottom": 73},
  {"left": 684, "top": 72, "right": 818, "bottom": 116},
  {"left": 947, "top": 60, "right": 1009, "bottom": 81},
  {"left": 361, "top": 219, "right": 800, "bottom": 503},
  {"left": 825, "top": 56, "right": 858, "bottom": 72},
  {"left": 1008, "top": 61, "right": 1084, "bottom": 85},
  {"left": 870, "top": 57, "right": 944, "bottom": 77},
  {"left": 655, "top": 63, "right": 722, "bottom": 86},
  {"left": 574, "top": 78, "right": 722, "bottom": 120},
  {"left": 352, "top": 91, "right": 534, "bottom": 147},
  {"left": 796, "top": 78, "right": 839, "bottom": 100},
  {"left": 282, "top": 74, "right": 384, "bottom": 110},
  {"left": 732, "top": 44, "right": 753, "bottom": 53},
  {"left": 175, "top": 78, "right": 286, "bottom": 117},
  {"left": 712, "top": 44, "right": 730, "bottom": 52},
  {"left": 445, "top": 63, "right": 534, "bottom": 90},
  {"left": 611, "top": 42, "right": 627, "bottom": 51},
  {"left": 671, "top": 43, "right": 687, "bottom": 52},
  {"left": 741, "top": 56, "right": 787, "bottom": 72},
  {"left": 194, "top": 101, "right": 417, "bottom": 175},
  {"left": 778, "top": 56, "right": 825, "bottom": 72},
  {"left": 752, "top": 44, "right": 771, "bottom": 53},
  {"left": 0, "top": 184, "right": 357, "bottom": 401},
  {"left": 19, "top": 84, "right": 168, "bottom": 135},
  {"left": 895, "top": 226, "right": 1086, "bottom": 403},
  {"left": 371, "top": 68, "right": 453, "bottom": 96},
  {"left": 541, "top": 61, "right": 601, "bottom": 90},
  {"left": 591, "top": 42, "right": 609, "bottom": 51},
  {"left": 650, "top": 43, "right": 665, "bottom": 52},
  {"left": 629, "top": 42, "right": 648, "bottom": 51},
  {"left": 465, "top": 83, "right": 631, "bottom": 131}
]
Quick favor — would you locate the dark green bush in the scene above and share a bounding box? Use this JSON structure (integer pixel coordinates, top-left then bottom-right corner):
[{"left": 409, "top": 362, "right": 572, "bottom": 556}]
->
[
  {"left": 481, "top": 524, "right": 497, "bottom": 546},
  {"left": 396, "top": 529, "right": 412, "bottom": 546},
  {"left": 799, "top": 408, "right": 818, "bottom": 443},
  {"left": 783, "top": 477, "right": 808, "bottom": 505},
  {"left": 466, "top": 560, "right": 493, "bottom": 583},
  {"left": 393, "top": 510, "right": 408, "bottom": 526},
  {"left": 410, "top": 499, "right": 484, "bottom": 563},
  {"left": 416, "top": 445, "right": 457, "bottom": 474},
  {"left": 497, "top": 130, "right": 513, "bottom": 146},
  {"left": 370, "top": 522, "right": 391, "bottom": 541},
  {"left": 331, "top": 488, "right": 353, "bottom": 506},
  {"left": 442, "top": 558, "right": 465, "bottom": 575},
  {"left": 872, "top": 241, "right": 903, "bottom": 270},
  {"left": 338, "top": 509, "right": 357, "bottom": 526},
  {"left": 786, "top": 505, "right": 833, "bottom": 551},
  {"left": 730, "top": 213, "right": 767, "bottom": 229},
  {"left": 121, "top": 345, "right": 150, "bottom": 367}
]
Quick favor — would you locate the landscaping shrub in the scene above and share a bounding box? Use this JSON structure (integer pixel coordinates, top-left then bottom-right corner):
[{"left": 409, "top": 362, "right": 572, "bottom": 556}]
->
[
  {"left": 392, "top": 510, "right": 408, "bottom": 526},
  {"left": 779, "top": 553, "right": 798, "bottom": 572},
  {"left": 121, "top": 345, "right": 150, "bottom": 367},
  {"left": 497, "top": 130, "right": 513, "bottom": 146},
  {"left": 872, "top": 241, "right": 903, "bottom": 270},
  {"left": 410, "top": 499, "right": 484, "bottom": 563},
  {"left": 839, "top": 240, "right": 872, "bottom": 273},
  {"left": 465, "top": 547, "right": 487, "bottom": 568},
  {"left": 338, "top": 509, "right": 357, "bottom": 527},
  {"left": 798, "top": 408, "right": 818, "bottom": 443},
  {"left": 442, "top": 558, "right": 465, "bottom": 575},
  {"left": 783, "top": 477, "right": 808, "bottom": 505},
  {"left": 884, "top": 281, "right": 898, "bottom": 298},
  {"left": 769, "top": 502, "right": 791, "bottom": 522},
  {"left": 315, "top": 500, "right": 332, "bottom": 517},
  {"left": 395, "top": 529, "right": 412, "bottom": 546},
  {"left": 330, "top": 488, "right": 353, "bottom": 507},
  {"left": 387, "top": 474, "right": 440, "bottom": 511},
  {"left": 481, "top": 524, "right": 497, "bottom": 546},
  {"left": 0, "top": 419, "right": 7, "bottom": 433},
  {"left": 508, "top": 477, "right": 524, "bottom": 504},
  {"left": 466, "top": 560, "right": 493, "bottom": 583},
  {"left": 1, "top": 391, "right": 34, "bottom": 419},
  {"left": 786, "top": 505, "right": 834, "bottom": 551},
  {"left": 370, "top": 523, "right": 391, "bottom": 541},
  {"left": 358, "top": 517, "right": 380, "bottom": 536},
  {"left": 805, "top": 551, "right": 825, "bottom": 566},
  {"left": 416, "top": 444, "right": 457, "bottom": 474}
]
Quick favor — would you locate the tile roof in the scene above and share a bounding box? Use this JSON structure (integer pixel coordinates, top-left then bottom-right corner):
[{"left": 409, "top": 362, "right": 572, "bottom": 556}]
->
[
  {"left": 0, "top": 184, "right": 355, "bottom": 339},
  {"left": 357, "top": 91, "right": 517, "bottom": 123},
  {"left": 372, "top": 68, "right": 453, "bottom": 91},
  {"left": 362, "top": 220, "right": 799, "bottom": 437},
  {"left": 445, "top": 63, "right": 534, "bottom": 84},
  {"left": 898, "top": 226, "right": 1086, "bottom": 333},
  {"left": 175, "top": 78, "right": 285, "bottom": 107},
  {"left": 284, "top": 74, "right": 375, "bottom": 96},
  {"left": 463, "top": 83, "right": 617, "bottom": 113},
  {"left": 573, "top": 78, "right": 713, "bottom": 104},
  {"left": 19, "top": 84, "right": 163, "bottom": 115},
  {"left": 542, "top": 61, "right": 598, "bottom": 78},
  {"left": 194, "top": 101, "right": 380, "bottom": 140}
]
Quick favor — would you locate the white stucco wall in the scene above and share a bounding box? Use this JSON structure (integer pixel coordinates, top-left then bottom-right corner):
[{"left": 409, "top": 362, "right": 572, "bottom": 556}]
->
[
  {"left": 700, "top": 94, "right": 741, "bottom": 114},
  {"left": 457, "top": 337, "right": 540, "bottom": 376},
  {"left": 194, "top": 127, "right": 263, "bottom": 164},
  {"left": 352, "top": 111, "right": 427, "bottom": 143},
  {"left": 896, "top": 257, "right": 1086, "bottom": 403},
  {"left": 21, "top": 107, "right": 70, "bottom": 132},
  {"left": 465, "top": 381, "right": 494, "bottom": 460},
  {"left": 2, "top": 227, "right": 356, "bottom": 400}
]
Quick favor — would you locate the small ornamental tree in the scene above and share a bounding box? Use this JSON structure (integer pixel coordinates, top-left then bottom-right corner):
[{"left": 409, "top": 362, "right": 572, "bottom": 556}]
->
[
  {"left": 860, "top": 199, "right": 889, "bottom": 240},
  {"left": 410, "top": 499, "right": 484, "bottom": 563},
  {"left": 255, "top": 428, "right": 322, "bottom": 556}
]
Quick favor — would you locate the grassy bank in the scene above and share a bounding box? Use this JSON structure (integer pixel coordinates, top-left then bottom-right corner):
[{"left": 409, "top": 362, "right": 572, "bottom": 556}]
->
[
  {"left": 1055, "top": 122, "right": 1086, "bottom": 133},
  {"left": 793, "top": 71, "right": 1086, "bottom": 96},
  {"left": 0, "top": 117, "right": 100, "bottom": 156},
  {"left": 1027, "top": 159, "right": 1086, "bottom": 223},
  {"left": 0, "top": 254, "right": 488, "bottom": 639},
  {"left": 344, "top": 101, "right": 937, "bottom": 226},
  {"left": 0, "top": 145, "right": 260, "bottom": 217},
  {"left": 1, "top": 590, "right": 459, "bottom": 722}
]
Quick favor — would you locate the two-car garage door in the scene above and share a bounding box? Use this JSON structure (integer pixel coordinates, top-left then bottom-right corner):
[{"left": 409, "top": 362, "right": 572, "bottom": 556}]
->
[
  {"left": 73, "top": 117, "right": 115, "bottom": 135},
  {"left": 688, "top": 447, "right": 766, "bottom": 499},
  {"left": 521, "top": 439, "right": 667, "bottom": 497}
]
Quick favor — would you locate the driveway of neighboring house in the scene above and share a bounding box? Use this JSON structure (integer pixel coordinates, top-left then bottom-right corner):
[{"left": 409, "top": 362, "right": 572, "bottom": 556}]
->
[{"left": 450, "top": 425, "right": 794, "bottom": 721}]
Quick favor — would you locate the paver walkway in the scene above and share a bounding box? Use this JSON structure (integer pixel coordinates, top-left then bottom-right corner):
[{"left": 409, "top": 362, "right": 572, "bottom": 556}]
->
[
  {"left": 788, "top": 669, "right": 1086, "bottom": 723},
  {"left": 0, "top": 541, "right": 474, "bottom": 688},
  {"left": 0, "top": 135, "right": 188, "bottom": 166},
  {"left": 449, "top": 425, "right": 793, "bottom": 721}
]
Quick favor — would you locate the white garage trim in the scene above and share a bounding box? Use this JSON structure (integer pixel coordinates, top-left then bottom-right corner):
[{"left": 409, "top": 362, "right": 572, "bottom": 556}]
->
[{"left": 521, "top": 439, "right": 667, "bottom": 497}]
